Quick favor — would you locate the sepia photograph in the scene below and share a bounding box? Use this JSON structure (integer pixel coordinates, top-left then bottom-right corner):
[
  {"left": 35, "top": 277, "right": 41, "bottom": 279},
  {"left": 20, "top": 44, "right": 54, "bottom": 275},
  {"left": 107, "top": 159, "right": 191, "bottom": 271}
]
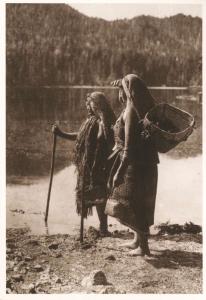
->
[{"left": 2, "top": 0, "right": 204, "bottom": 296}]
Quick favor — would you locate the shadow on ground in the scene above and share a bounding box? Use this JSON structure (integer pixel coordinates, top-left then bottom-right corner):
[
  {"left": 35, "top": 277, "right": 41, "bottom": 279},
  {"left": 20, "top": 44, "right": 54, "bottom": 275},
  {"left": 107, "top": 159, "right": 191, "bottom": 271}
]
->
[{"left": 145, "top": 249, "right": 202, "bottom": 269}]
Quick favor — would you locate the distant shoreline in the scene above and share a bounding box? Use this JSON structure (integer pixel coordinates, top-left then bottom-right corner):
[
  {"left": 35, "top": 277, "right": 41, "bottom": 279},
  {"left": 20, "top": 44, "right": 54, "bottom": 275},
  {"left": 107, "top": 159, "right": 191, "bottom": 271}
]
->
[{"left": 6, "top": 85, "right": 202, "bottom": 90}]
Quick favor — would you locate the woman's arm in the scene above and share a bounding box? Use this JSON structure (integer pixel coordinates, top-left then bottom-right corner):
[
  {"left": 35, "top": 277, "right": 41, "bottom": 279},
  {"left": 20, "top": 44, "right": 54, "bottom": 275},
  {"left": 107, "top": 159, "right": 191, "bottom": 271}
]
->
[
  {"left": 113, "top": 104, "right": 136, "bottom": 187},
  {"left": 52, "top": 125, "right": 78, "bottom": 141},
  {"left": 123, "top": 104, "right": 137, "bottom": 160}
]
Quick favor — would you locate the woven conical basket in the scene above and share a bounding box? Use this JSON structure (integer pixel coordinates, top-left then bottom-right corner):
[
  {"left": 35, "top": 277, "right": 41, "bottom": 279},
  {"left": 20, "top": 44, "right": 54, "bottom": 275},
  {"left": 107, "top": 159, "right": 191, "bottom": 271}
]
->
[{"left": 144, "top": 103, "right": 195, "bottom": 153}]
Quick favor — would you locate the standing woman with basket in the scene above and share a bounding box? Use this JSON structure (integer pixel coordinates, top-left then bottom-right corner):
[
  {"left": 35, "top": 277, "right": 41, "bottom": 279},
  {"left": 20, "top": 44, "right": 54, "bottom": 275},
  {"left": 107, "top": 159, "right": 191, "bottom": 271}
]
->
[{"left": 106, "top": 74, "right": 159, "bottom": 256}]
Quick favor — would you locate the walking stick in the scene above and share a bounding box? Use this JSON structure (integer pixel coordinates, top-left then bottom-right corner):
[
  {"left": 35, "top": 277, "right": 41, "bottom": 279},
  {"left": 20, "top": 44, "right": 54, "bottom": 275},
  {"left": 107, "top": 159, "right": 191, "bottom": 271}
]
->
[
  {"left": 80, "top": 161, "right": 86, "bottom": 243},
  {"left": 80, "top": 204, "right": 84, "bottom": 243},
  {"left": 45, "top": 132, "right": 57, "bottom": 223}
]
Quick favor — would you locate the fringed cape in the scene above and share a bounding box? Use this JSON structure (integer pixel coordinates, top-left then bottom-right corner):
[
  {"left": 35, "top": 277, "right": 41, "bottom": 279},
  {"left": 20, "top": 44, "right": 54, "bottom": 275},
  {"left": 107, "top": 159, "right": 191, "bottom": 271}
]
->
[{"left": 74, "top": 115, "right": 108, "bottom": 218}]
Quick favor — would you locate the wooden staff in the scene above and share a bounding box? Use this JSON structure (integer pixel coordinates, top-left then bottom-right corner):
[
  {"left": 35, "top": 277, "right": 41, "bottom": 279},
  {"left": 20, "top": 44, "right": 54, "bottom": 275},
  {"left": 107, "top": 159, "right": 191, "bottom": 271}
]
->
[
  {"left": 80, "top": 161, "right": 86, "bottom": 243},
  {"left": 80, "top": 206, "right": 84, "bottom": 243},
  {"left": 45, "top": 132, "right": 57, "bottom": 223}
]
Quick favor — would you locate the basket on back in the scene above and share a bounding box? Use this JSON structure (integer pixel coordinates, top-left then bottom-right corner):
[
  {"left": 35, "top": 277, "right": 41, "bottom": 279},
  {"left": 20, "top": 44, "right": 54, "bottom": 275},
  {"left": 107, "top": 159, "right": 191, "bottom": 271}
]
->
[{"left": 144, "top": 103, "right": 195, "bottom": 153}]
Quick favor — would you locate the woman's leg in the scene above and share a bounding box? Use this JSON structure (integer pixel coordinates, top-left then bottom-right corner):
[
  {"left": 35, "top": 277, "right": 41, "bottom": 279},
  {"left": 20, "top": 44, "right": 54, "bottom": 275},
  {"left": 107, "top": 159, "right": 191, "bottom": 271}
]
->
[
  {"left": 96, "top": 201, "right": 110, "bottom": 236},
  {"left": 120, "top": 231, "right": 140, "bottom": 249},
  {"left": 140, "top": 232, "right": 150, "bottom": 255},
  {"left": 128, "top": 231, "right": 151, "bottom": 256}
]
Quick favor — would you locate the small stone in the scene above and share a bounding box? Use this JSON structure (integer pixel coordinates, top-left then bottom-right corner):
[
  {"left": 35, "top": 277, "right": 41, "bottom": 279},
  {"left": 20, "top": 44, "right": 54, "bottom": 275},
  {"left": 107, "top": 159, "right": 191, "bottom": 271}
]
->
[
  {"left": 7, "top": 243, "right": 16, "bottom": 249},
  {"left": 35, "top": 286, "right": 49, "bottom": 294},
  {"left": 21, "top": 283, "right": 36, "bottom": 293},
  {"left": 10, "top": 209, "right": 25, "bottom": 214},
  {"left": 7, "top": 238, "right": 14, "bottom": 243},
  {"left": 15, "top": 254, "right": 23, "bottom": 262},
  {"left": 62, "top": 280, "right": 69, "bottom": 286},
  {"left": 6, "top": 288, "right": 12, "bottom": 294},
  {"left": 81, "top": 243, "right": 92, "bottom": 250},
  {"left": 35, "top": 279, "right": 51, "bottom": 289},
  {"left": 25, "top": 256, "right": 33, "bottom": 262},
  {"left": 11, "top": 274, "right": 24, "bottom": 282},
  {"left": 81, "top": 270, "right": 108, "bottom": 287},
  {"left": 33, "top": 264, "right": 44, "bottom": 272},
  {"left": 20, "top": 269, "right": 27, "bottom": 275},
  {"left": 54, "top": 253, "right": 62, "bottom": 258},
  {"left": 105, "top": 255, "right": 116, "bottom": 261},
  {"left": 27, "top": 239, "right": 39, "bottom": 246},
  {"left": 40, "top": 259, "right": 49, "bottom": 264},
  {"left": 6, "top": 248, "right": 13, "bottom": 254},
  {"left": 48, "top": 242, "right": 59, "bottom": 250},
  {"left": 59, "top": 285, "right": 72, "bottom": 292},
  {"left": 98, "top": 286, "right": 117, "bottom": 294},
  {"left": 55, "top": 278, "right": 62, "bottom": 284},
  {"left": 18, "top": 261, "right": 27, "bottom": 267},
  {"left": 7, "top": 260, "right": 15, "bottom": 270},
  {"left": 40, "top": 273, "right": 50, "bottom": 281},
  {"left": 42, "top": 265, "right": 50, "bottom": 274},
  {"left": 6, "top": 279, "right": 12, "bottom": 288},
  {"left": 14, "top": 256, "right": 22, "bottom": 262}
]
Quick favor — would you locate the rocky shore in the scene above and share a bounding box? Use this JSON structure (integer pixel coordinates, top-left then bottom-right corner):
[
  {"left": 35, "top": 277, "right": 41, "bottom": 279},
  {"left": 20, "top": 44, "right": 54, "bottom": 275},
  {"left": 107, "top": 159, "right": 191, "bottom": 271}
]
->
[{"left": 6, "top": 226, "right": 202, "bottom": 294}]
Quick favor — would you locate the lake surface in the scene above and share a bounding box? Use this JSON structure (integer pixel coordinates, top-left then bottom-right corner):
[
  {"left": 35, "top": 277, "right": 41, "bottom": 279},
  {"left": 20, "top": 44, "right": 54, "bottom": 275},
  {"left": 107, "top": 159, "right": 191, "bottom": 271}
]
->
[
  {"left": 6, "top": 155, "right": 202, "bottom": 235},
  {"left": 6, "top": 86, "right": 202, "bottom": 234},
  {"left": 6, "top": 86, "right": 201, "bottom": 177}
]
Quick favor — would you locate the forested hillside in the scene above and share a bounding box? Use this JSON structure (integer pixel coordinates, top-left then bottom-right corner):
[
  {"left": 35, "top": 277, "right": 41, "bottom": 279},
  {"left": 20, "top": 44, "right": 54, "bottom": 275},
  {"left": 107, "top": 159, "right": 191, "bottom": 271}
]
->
[{"left": 6, "top": 4, "right": 202, "bottom": 86}]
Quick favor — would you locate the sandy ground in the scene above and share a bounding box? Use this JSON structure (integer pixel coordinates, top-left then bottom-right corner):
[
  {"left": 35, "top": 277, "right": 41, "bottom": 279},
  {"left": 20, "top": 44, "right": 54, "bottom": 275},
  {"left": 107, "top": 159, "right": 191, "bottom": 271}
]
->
[{"left": 6, "top": 227, "right": 202, "bottom": 294}]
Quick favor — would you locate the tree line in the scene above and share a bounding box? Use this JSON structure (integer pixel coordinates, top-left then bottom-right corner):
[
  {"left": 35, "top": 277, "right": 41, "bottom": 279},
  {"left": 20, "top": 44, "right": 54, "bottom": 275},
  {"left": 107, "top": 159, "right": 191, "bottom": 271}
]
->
[{"left": 6, "top": 4, "right": 202, "bottom": 87}]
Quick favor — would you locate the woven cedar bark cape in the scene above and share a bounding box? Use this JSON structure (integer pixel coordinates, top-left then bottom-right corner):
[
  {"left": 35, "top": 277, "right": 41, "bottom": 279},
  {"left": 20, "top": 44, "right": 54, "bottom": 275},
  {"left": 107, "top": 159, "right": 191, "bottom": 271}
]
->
[{"left": 74, "top": 92, "right": 116, "bottom": 218}]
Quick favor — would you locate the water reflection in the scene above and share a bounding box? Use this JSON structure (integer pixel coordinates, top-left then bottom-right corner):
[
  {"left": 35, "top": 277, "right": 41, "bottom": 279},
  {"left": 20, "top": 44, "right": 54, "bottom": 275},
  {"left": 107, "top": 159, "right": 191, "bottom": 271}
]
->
[
  {"left": 6, "top": 86, "right": 202, "bottom": 178},
  {"left": 6, "top": 155, "right": 202, "bottom": 235}
]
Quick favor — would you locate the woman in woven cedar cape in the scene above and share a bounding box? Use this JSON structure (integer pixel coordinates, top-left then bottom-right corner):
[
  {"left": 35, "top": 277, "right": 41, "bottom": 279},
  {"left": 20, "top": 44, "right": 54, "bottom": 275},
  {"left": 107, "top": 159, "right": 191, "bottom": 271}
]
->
[
  {"left": 107, "top": 74, "right": 159, "bottom": 256},
  {"left": 52, "top": 92, "right": 116, "bottom": 236}
]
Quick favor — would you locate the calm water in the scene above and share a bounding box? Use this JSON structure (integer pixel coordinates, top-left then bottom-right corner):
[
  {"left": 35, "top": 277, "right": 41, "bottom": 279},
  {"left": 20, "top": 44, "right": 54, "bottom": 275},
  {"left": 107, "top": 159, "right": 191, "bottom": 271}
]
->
[
  {"left": 7, "top": 155, "right": 202, "bottom": 235},
  {"left": 6, "top": 86, "right": 202, "bottom": 177},
  {"left": 6, "top": 86, "right": 202, "bottom": 234}
]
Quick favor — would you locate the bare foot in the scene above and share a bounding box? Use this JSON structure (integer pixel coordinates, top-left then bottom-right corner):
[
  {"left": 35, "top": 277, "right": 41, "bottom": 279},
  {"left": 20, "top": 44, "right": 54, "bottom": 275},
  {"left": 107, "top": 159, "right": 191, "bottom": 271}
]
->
[
  {"left": 128, "top": 248, "right": 151, "bottom": 257},
  {"left": 119, "top": 240, "right": 139, "bottom": 249}
]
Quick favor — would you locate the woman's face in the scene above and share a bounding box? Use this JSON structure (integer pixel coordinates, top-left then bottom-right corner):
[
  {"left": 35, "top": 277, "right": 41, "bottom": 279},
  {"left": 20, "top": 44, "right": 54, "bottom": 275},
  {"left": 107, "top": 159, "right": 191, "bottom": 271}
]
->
[
  {"left": 89, "top": 100, "right": 100, "bottom": 117},
  {"left": 85, "top": 99, "right": 91, "bottom": 111},
  {"left": 118, "top": 87, "right": 127, "bottom": 105},
  {"left": 85, "top": 95, "right": 93, "bottom": 114}
]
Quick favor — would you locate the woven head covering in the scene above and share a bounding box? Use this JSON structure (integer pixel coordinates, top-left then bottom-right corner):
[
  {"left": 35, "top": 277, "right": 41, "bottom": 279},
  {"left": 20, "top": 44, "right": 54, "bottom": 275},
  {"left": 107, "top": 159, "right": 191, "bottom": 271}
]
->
[{"left": 111, "top": 74, "right": 156, "bottom": 119}]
